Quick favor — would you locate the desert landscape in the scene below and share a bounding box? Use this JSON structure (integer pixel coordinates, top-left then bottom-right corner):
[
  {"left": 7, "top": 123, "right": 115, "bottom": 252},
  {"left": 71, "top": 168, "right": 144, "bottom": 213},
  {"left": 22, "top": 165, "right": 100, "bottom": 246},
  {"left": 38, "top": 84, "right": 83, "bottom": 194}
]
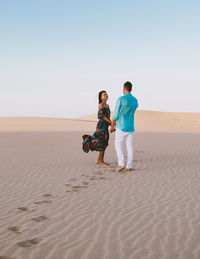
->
[{"left": 0, "top": 110, "right": 200, "bottom": 259}]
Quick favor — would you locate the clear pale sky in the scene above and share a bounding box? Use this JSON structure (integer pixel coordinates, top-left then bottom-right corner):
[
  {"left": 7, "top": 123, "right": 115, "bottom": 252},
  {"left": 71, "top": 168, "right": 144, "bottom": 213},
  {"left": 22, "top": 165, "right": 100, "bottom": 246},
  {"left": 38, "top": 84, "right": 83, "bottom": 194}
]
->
[{"left": 0, "top": 0, "right": 199, "bottom": 118}]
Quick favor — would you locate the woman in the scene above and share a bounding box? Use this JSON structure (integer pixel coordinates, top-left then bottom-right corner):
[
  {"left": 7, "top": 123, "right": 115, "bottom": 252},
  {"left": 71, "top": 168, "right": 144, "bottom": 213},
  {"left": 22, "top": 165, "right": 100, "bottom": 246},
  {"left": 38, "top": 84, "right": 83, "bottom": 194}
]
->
[{"left": 82, "top": 91, "right": 113, "bottom": 165}]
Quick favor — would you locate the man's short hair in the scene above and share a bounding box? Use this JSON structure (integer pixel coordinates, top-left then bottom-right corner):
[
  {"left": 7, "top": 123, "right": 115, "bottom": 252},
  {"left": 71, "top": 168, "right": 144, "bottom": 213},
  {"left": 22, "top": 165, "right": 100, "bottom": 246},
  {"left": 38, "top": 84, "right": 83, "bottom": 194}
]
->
[{"left": 123, "top": 81, "right": 132, "bottom": 92}]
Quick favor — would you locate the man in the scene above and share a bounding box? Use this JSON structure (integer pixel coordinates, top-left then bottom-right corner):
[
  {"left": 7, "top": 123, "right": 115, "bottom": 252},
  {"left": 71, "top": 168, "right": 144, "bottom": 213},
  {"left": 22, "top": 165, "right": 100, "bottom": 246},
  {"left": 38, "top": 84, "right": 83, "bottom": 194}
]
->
[{"left": 111, "top": 81, "right": 138, "bottom": 171}]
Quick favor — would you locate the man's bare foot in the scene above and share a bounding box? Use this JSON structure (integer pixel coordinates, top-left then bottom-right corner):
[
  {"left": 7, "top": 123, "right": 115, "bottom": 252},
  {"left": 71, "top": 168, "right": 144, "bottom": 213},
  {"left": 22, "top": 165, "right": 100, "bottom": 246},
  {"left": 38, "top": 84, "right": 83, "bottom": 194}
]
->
[
  {"left": 125, "top": 168, "right": 132, "bottom": 171},
  {"left": 116, "top": 166, "right": 125, "bottom": 172}
]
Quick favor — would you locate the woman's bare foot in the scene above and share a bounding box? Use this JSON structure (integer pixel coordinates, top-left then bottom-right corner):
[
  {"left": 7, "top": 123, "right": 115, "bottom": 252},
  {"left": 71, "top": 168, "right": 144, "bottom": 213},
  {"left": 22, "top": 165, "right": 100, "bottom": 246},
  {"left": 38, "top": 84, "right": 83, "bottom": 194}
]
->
[
  {"left": 99, "top": 161, "right": 109, "bottom": 166},
  {"left": 96, "top": 160, "right": 100, "bottom": 164},
  {"left": 116, "top": 166, "right": 125, "bottom": 172}
]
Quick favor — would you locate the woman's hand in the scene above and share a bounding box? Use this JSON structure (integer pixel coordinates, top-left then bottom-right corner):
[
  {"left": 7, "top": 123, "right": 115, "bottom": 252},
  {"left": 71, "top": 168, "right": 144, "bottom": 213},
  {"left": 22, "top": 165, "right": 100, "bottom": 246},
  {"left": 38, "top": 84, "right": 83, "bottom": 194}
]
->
[
  {"left": 110, "top": 126, "right": 116, "bottom": 133},
  {"left": 110, "top": 119, "right": 116, "bottom": 133}
]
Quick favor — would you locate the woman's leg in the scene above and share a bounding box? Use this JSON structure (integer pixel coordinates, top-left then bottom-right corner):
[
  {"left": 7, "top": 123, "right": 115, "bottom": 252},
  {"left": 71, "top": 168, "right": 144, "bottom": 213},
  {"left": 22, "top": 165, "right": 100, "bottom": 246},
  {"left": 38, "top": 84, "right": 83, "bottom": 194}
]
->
[
  {"left": 96, "top": 152, "right": 101, "bottom": 164},
  {"left": 96, "top": 151, "right": 103, "bottom": 164},
  {"left": 98, "top": 150, "right": 109, "bottom": 165}
]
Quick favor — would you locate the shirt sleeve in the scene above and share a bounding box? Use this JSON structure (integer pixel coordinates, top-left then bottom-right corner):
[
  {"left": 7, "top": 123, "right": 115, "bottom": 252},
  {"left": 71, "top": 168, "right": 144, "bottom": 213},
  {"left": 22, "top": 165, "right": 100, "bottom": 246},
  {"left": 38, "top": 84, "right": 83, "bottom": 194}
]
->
[
  {"left": 136, "top": 99, "right": 139, "bottom": 109},
  {"left": 113, "top": 97, "right": 121, "bottom": 120}
]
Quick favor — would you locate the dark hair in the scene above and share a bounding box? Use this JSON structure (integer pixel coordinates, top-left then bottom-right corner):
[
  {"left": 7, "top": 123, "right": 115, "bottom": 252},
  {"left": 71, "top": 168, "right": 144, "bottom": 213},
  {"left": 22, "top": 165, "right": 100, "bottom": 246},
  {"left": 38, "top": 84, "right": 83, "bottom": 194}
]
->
[
  {"left": 124, "top": 81, "right": 132, "bottom": 92},
  {"left": 98, "top": 90, "right": 106, "bottom": 104}
]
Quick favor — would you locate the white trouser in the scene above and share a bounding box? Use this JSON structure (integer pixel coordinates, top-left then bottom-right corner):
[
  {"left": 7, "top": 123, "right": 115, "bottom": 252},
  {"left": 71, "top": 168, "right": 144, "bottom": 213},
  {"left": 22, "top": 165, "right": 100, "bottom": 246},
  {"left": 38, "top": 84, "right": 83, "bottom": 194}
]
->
[{"left": 115, "top": 128, "right": 134, "bottom": 168}]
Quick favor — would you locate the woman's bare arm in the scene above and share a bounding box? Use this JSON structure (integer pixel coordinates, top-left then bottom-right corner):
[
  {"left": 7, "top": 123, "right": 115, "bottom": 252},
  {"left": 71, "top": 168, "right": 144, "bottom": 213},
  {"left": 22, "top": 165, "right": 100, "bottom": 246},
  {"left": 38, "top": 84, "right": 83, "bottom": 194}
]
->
[
  {"left": 110, "top": 119, "right": 116, "bottom": 132},
  {"left": 102, "top": 116, "right": 112, "bottom": 125}
]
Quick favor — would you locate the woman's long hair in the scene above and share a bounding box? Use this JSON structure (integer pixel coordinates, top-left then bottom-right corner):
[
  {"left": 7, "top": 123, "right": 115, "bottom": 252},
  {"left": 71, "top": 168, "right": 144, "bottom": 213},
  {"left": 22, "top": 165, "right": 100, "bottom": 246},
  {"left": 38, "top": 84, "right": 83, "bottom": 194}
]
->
[{"left": 98, "top": 90, "right": 106, "bottom": 104}]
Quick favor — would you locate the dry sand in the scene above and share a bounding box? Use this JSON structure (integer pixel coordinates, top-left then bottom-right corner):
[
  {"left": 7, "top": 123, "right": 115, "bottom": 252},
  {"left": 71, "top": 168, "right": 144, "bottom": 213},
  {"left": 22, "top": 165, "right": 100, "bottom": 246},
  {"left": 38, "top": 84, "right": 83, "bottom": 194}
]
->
[
  {"left": 78, "top": 110, "right": 200, "bottom": 133},
  {"left": 0, "top": 111, "right": 200, "bottom": 259}
]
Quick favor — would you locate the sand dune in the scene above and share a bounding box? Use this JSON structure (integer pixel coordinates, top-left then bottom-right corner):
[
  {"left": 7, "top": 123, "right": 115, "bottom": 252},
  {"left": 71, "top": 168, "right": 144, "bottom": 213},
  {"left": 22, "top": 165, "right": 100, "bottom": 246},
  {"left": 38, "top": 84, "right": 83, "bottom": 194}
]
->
[
  {"left": 0, "top": 112, "right": 200, "bottom": 259},
  {"left": 1, "top": 110, "right": 200, "bottom": 133},
  {"left": 78, "top": 110, "right": 200, "bottom": 133},
  {"left": 0, "top": 117, "right": 95, "bottom": 132}
]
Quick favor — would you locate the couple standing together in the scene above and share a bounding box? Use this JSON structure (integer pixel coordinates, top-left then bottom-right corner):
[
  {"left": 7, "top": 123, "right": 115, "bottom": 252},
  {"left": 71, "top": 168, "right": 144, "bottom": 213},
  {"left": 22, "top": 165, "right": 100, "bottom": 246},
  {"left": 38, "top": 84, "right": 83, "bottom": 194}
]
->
[{"left": 82, "top": 81, "right": 138, "bottom": 172}]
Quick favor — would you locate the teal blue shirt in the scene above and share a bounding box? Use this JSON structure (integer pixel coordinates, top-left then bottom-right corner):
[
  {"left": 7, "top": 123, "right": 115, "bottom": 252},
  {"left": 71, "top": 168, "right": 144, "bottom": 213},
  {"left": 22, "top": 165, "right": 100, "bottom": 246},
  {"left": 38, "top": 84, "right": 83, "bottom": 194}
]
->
[{"left": 113, "top": 93, "right": 138, "bottom": 132}]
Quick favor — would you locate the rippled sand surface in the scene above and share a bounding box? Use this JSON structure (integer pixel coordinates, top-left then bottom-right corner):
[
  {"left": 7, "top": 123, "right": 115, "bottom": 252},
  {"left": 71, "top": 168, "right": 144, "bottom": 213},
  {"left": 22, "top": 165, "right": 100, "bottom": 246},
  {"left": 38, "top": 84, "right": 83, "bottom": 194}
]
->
[{"left": 0, "top": 116, "right": 200, "bottom": 259}]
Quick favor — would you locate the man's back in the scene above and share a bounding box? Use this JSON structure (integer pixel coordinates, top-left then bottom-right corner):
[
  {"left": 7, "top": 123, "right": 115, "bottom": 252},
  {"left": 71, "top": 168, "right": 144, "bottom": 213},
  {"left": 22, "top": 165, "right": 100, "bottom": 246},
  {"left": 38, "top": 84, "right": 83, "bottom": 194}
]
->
[{"left": 113, "top": 93, "right": 138, "bottom": 132}]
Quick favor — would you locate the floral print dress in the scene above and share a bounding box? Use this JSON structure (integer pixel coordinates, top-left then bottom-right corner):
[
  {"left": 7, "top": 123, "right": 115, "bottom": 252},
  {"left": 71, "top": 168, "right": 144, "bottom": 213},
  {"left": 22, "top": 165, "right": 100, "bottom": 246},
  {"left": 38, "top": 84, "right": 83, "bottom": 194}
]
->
[{"left": 82, "top": 107, "right": 111, "bottom": 153}]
